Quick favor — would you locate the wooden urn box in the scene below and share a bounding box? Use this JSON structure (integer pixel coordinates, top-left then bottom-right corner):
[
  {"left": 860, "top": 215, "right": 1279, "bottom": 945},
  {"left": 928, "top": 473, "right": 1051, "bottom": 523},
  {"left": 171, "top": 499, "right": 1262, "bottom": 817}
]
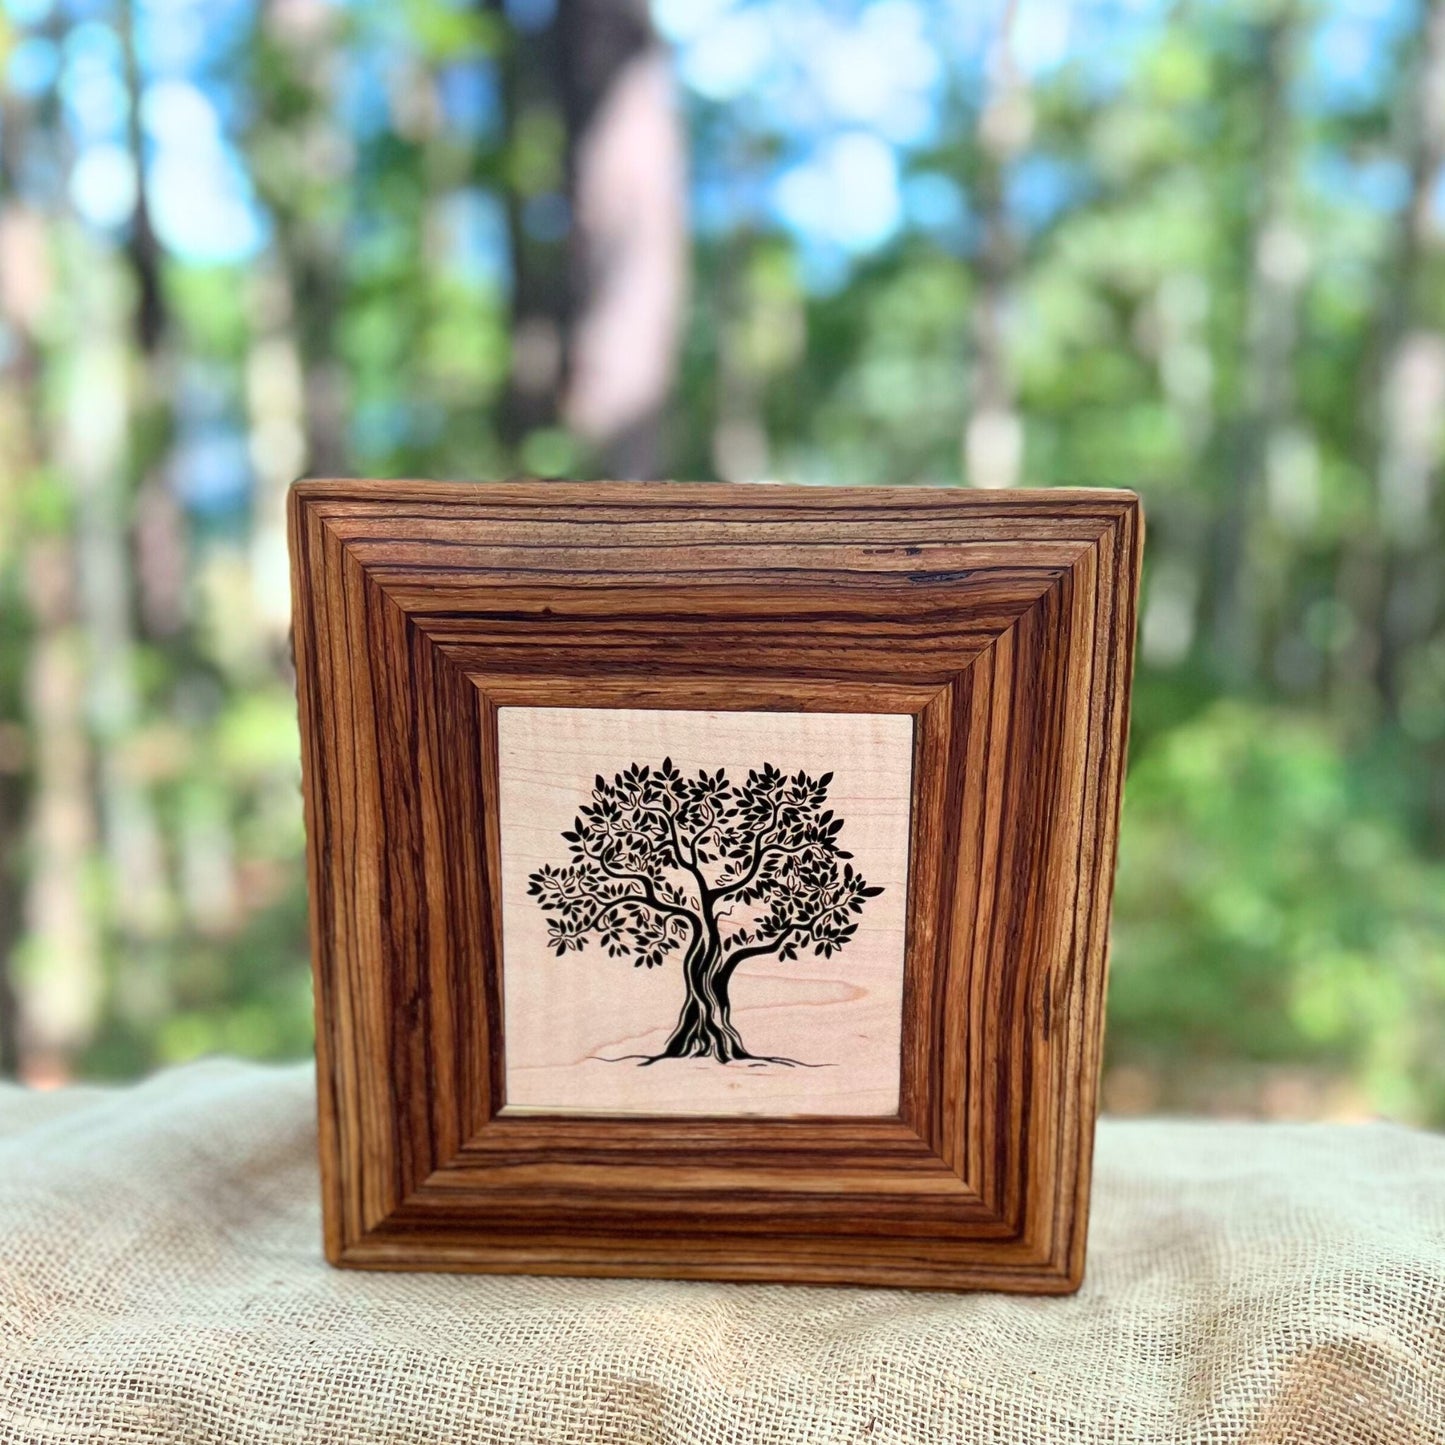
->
[{"left": 288, "top": 480, "right": 1141, "bottom": 1293}]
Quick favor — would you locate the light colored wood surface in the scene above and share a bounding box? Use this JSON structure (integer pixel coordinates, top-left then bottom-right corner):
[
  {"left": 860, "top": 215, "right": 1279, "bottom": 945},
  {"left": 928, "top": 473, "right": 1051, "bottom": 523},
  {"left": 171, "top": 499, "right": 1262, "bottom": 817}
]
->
[{"left": 498, "top": 707, "right": 913, "bottom": 1116}]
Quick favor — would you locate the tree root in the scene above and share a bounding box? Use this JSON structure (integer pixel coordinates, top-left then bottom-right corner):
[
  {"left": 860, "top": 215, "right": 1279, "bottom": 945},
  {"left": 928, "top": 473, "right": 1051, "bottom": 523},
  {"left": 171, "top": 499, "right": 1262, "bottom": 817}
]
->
[
  {"left": 742, "top": 1056, "right": 832, "bottom": 1069},
  {"left": 590, "top": 1051, "right": 832, "bottom": 1069}
]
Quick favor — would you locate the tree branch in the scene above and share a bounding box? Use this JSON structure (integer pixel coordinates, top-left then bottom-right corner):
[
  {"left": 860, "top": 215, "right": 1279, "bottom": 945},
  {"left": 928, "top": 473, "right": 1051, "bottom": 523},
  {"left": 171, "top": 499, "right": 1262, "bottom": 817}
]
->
[
  {"left": 715, "top": 839, "right": 817, "bottom": 901},
  {"left": 709, "top": 793, "right": 788, "bottom": 897},
  {"left": 570, "top": 891, "right": 676, "bottom": 935},
  {"left": 592, "top": 854, "right": 699, "bottom": 925},
  {"left": 636, "top": 798, "right": 715, "bottom": 911},
  {"left": 718, "top": 924, "right": 807, "bottom": 981},
  {"left": 638, "top": 799, "right": 694, "bottom": 870}
]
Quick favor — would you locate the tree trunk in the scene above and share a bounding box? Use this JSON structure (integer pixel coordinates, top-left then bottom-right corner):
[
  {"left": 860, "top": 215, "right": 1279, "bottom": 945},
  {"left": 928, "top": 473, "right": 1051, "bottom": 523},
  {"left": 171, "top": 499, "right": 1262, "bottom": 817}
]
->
[
  {"left": 250, "top": 0, "right": 349, "bottom": 479},
  {"left": 964, "top": 0, "right": 1028, "bottom": 491},
  {"left": 1337, "top": 0, "right": 1445, "bottom": 716},
  {"left": 1206, "top": 2, "right": 1303, "bottom": 686},
  {"left": 655, "top": 931, "right": 747, "bottom": 1063},
  {"left": 492, "top": 0, "right": 686, "bottom": 477}
]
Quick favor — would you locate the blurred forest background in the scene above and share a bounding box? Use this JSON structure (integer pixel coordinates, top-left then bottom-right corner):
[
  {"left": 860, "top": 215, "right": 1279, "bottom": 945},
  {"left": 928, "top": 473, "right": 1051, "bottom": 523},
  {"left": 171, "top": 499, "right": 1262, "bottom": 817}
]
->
[{"left": 0, "top": 0, "right": 1442, "bottom": 1123}]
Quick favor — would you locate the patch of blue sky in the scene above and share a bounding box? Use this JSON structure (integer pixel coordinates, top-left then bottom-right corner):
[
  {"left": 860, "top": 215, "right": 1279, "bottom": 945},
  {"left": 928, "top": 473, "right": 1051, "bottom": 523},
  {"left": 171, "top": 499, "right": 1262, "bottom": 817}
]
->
[
  {"left": 1052, "top": 0, "right": 1168, "bottom": 100},
  {"left": 197, "top": 76, "right": 252, "bottom": 137},
  {"left": 59, "top": 0, "right": 111, "bottom": 24},
  {"left": 922, "top": 0, "right": 994, "bottom": 70},
  {"left": 669, "top": 0, "right": 956, "bottom": 262},
  {"left": 135, "top": 0, "right": 205, "bottom": 76},
  {"left": 654, "top": 0, "right": 740, "bottom": 48},
  {"left": 136, "top": 0, "right": 253, "bottom": 80},
  {"left": 672, "top": 0, "right": 943, "bottom": 143},
  {"left": 436, "top": 186, "right": 509, "bottom": 286},
  {"left": 677, "top": 4, "right": 774, "bottom": 103},
  {"left": 690, "top": 170, "right": 771, "bottom": 236},
  {"left": 149, "top": 145, "right": 269, "bottom": 263},
  {"left": 903, "top": 171, "right": 972, "bottom": 248},
  {"left": 7, "top": 36, "right": 60, "bottom": 97},
  {"left": 143, "top": 78, "right": 268, "bottom": 262},
  {"left": 1308, "top": 152, "right": 1409, "bottom": 214},
  {"left": 690, "top": 176, "right": 731, "bottom": 237},
  {"left": 340, "top": 45, "right": 399, "bottom": 139},
  {"left": 780, "top": 0, "right": 942, "bottom": 142},
  {"left": 60, "top": 21, "right": 127, "bottom": 144},
  {"left": 438, "top": 61, "right": 500, "bottom": 139},
  {"left": 1012, "top": 0, "right": 1074, "bottom": 77},
  {"left": 139, "top": 75, "right": 213, "bottom": 143},
  {"left": 1008, "top": 153, "right": 1088, "bottom": 232},
  {"left": 773, "top": 130, "right": 903, "bottom": 256},
  {"left": 794, "top": 236, "right": 854, "bottom": 296},
  {"left": 172, "top": 425, "right": 253, "bottom": 518},
  {"left": 68, "top": 141, "right": 137, "bottom": 228},
  {"left": 1304, "top": 8, "right": 1399, "bottom": 111},
  {"left": 923, "top": 0, "right": 1158, "bottom": 92},
  {"left": 3, "top": 0, "right": 57, "bottom": 25}
]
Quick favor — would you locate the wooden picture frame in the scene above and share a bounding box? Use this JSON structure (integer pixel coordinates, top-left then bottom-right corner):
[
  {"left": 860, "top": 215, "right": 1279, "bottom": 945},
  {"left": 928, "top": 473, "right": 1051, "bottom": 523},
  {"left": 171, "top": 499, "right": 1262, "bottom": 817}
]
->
[{"left": 288, "top": 479, "right": 1141, "bottom": 1293}]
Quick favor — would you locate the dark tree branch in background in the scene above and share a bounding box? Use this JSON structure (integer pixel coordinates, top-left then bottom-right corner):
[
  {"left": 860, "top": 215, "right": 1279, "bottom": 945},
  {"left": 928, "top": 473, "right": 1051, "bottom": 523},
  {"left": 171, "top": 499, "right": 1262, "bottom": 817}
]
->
[
  {"left": 491, "top": 0, "right": 568, "bottom": 447},
  {"left": 119, "top": 0, "right": 189, "bottom": 648},
  {"left": 119, "top": 0, "right": 165, "bottom": 358}
]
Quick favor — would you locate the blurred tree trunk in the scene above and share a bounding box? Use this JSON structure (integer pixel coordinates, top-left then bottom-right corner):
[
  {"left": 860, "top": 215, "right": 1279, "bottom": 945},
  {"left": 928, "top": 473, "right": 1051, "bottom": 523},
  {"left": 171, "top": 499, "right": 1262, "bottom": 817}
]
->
[
  {"left": 60, "top": 0, "right": 173, "bottom": 971},
  {"left": 0, "top": 777, "right": 21, "bottom": 1074},
  {"left": 245, "top": 266, "right": 310, "bottom": 647},
  {"left": 494, "top": 0, "right": 687, "bottom": 478},
  {"left": 495, "top": 3, "right": 568, "bottom": 449},
  {"left": 14, "top": 538, "right": 100, "bottom": 1085},
  {"left": 119, "top": 0, "right": 164, "bottom": 360},
  {"left": 250, "top": 0, "right": 349, "bottom": 480},
  {"left": 711, "top": 225, "right": 769, "bottom": 483},
  {"left": 242, "top": 0, "right": 350, "bottom": 684},
  {"left": 1, "top": 68, "right": 108, "bottom": 1082},
  {"left": 0, "top": 92, "right": 48, "bottom": 1076},
  {"left": 1207, "top": 2, "right": 1304, "bottom": 686},
  {"left": 964, "top": 0, "right": 1027, "bottom": 490},
  {"left": 65, "top": 244, "right": 171, "bottom": 961},
  {"left": 119, "top": 0, "right": 187, "bottom": 642},
  {"left": 1337, "top": 1, "right": 1445, "bottom": 694},
  {"left": 1337, "top": 0, "right": 1445, "bottom": 838}
]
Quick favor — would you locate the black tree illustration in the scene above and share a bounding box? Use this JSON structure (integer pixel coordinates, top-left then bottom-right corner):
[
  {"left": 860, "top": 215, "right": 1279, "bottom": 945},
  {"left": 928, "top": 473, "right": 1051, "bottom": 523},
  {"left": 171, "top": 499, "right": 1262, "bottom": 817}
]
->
[{"left": 526, "top": 759, "right": 883, "bottom": 1066}]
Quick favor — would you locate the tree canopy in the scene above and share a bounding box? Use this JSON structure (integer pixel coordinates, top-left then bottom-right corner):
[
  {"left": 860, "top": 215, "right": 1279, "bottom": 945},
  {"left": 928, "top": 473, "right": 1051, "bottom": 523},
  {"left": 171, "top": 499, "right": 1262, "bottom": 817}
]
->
[{"left": 527, "top": 760, "right": 882, "bottom": 1063}]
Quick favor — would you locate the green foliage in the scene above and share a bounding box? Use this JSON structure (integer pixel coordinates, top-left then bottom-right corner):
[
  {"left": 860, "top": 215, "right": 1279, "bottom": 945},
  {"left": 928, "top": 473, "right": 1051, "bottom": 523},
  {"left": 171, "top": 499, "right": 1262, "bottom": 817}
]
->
[
  {"left": 1113, "top": 704, "right": 1445, "bottom": 1118},
  {"left": 0, "top": 0, "right": 1441, "bottom": 1122}
]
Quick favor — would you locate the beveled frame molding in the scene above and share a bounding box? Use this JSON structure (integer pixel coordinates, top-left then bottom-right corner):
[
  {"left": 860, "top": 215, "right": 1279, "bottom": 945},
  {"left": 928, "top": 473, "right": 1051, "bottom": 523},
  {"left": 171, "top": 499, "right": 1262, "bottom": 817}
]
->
[{"left": 289, "top": 479, "right": 1141, "bottom": 1293}]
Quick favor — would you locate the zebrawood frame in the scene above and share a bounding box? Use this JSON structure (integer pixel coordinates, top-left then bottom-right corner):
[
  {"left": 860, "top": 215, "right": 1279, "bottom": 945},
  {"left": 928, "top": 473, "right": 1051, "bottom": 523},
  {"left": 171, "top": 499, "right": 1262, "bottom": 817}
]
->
[{"left": 289, "top": 479, "right": 1141, "bottom": 1293}]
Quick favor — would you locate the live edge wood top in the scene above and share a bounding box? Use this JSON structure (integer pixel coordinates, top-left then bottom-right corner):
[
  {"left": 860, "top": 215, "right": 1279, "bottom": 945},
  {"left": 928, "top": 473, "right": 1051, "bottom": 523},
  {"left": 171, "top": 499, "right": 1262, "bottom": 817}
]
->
[{"left": 288, "top": 479, "right": 1142, "bottom": 1294}]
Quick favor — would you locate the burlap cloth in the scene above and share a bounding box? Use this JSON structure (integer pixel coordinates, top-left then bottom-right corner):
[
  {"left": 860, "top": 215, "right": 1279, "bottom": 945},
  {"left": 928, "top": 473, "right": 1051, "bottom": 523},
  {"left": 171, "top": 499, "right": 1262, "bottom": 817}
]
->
[{"left": 1, "top": 1061, "right": 1441, "bottom": 1444}]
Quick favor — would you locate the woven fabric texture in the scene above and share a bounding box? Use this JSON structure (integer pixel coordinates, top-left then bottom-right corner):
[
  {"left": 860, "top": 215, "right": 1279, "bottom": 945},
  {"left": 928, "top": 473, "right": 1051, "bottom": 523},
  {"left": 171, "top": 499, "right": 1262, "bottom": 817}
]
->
[{"left": 1, "top": 1060, "right": 1442, "bottom": 1444}]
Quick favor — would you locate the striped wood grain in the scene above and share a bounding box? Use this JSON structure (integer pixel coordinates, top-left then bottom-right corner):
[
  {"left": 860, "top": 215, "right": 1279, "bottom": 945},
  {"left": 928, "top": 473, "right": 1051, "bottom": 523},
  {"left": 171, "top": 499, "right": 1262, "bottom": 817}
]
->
[{"left": 289, "top": 480, "right": 1141, "bottom": 1292}]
